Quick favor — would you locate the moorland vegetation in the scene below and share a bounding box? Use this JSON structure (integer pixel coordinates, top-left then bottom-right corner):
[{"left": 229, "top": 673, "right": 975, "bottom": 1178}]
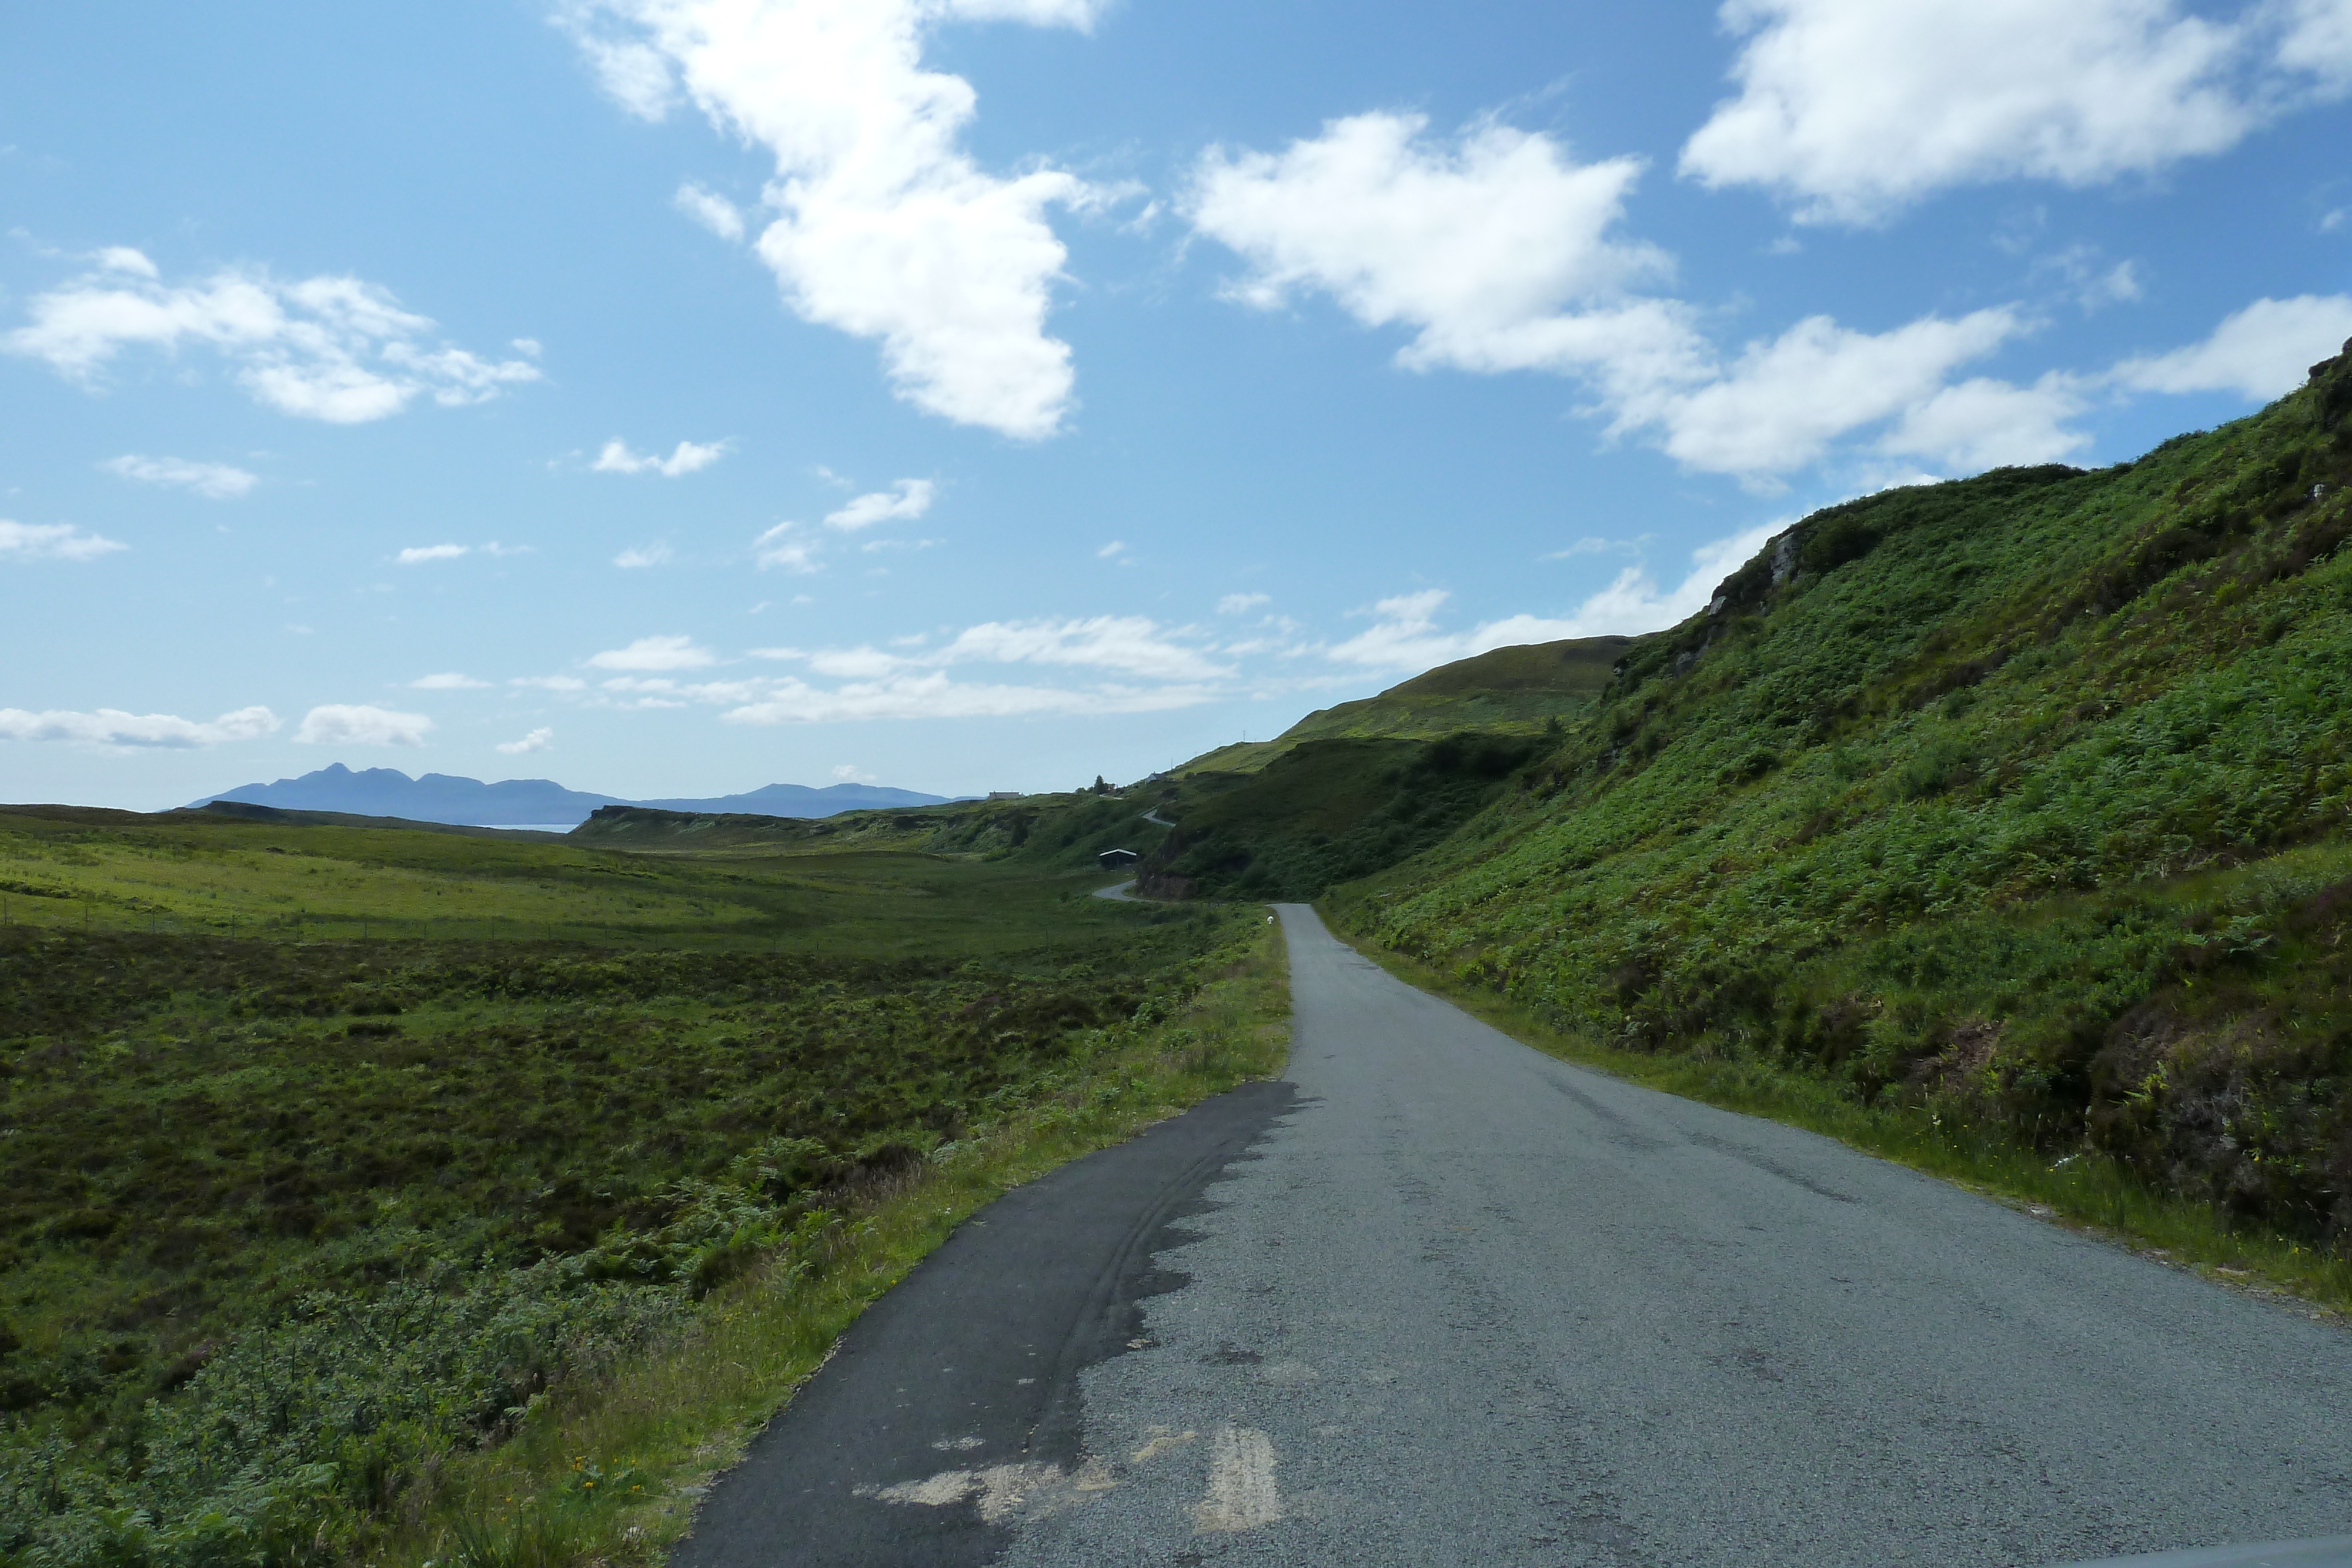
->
[{"left": 0, "top": 808, "right": 1282, "bottom": 1568}]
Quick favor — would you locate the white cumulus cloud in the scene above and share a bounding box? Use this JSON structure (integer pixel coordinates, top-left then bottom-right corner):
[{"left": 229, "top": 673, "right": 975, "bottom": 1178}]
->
[
  {"left": 563, "top": 0, "right": 1107, "bottom": 439},
  {"left": 1613, "top": 307, "right": 2036, "bottom": 480},
  {"left": 0, "top": 704, "right": 278, "bottom": 748},
  {"left": 497, "top": 727, "right": 556, "bottom": 754},
  {"left": 296, "top": 704, "right": 433, "bottom": 746},
  {"left": 1879, "top": 373, "right": 2094, "bottom": 471},
  {"left": 1189, "top": 111, "right": 1700, "bottom": 389},
  {"left": 824, "top": 478, "right": 934, "bottom": 531},
  {"left": 2110, "top": 293, "right": 2352, "bottom": 399},
  {"left": 1680, "top": 0, "right": 2352, "bottom": 225},
  {"left": 396, "top": 544, "right": 470, "bottom": 564},
  {"left": 102, "top": 454, "right": 258, "bottom": 499},
  {"left": 592, "top": 437, "right": 730, "bottom": 476},
  {"left": 587, "top": 634, "right": 717, "bottom": 671},
  {"left": 4, "top": 250, "right": 539, "bottom": 422},
  {"left": 1184, "top": 110, "right": 2081, "bottom": 483},
  {"left": 0, "top": 520, "right": 126, "bottom": 561}
]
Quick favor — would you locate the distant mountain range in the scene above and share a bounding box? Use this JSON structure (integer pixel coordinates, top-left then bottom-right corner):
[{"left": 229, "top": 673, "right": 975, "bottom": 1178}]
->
[{"left": 187, "top": 764, "right": 953, "bottom": 827}]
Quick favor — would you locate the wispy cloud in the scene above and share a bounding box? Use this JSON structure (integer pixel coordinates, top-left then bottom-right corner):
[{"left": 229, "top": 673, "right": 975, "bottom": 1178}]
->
[
  {"left": 592, "top": 437, "right": 730, "bottom": 477},
  {"left": 752, "top": 521, "right": 818, "bottom": 573},
  {"left": 1328, "top": 520, "right": 1788, "bottom": 671},
  {"left": 0, "top": 704, "right": 278, "bottom": 748},
  {"left": 4, "top": 248, "right": 538, "bottom": 422},
  {"left": 723, "top": 673, "right": 1214, "bottom": 726},
  {"left": 1546, "top": 537, "right": 1632, "bottom": 559},
  {"left": 1217, "top": 591, "right": 1270, "bottom": 614},
  {"left": 409, "top": 673, "right": 489, "bottom": 690},
  {"left": 0, "top": 520, "right": 126, "bottom": 561},
  {"left": 587, "top": 634, "right": 716, "bottom": 671},
  {"left": 825, "top": 479, "right": 934, "bottom": 531},
  {"left": 295, "top": 704, "right": 433, "bottom": 746},
  {"left": 674, "top": 181, "right": 746, "bottom": 241},
  {"left": 614, "top": 543, "right": 674, "bottom": 568},
  {"left": 102, "top": 454, "right": 258, "bottom": 499}
]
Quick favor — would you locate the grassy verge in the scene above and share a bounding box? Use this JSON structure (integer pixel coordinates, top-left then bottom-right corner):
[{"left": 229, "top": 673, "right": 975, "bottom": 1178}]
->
[
  {"left": 372, "top": 912, "right": 1289, "bottom": 1568},
  {"left": 1328, "top": 919, "right": 2351, "bottom": 1326}
]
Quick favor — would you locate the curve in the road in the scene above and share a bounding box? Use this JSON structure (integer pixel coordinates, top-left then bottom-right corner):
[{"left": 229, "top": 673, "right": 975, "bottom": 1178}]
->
[{"left": 674, "top": 904, "right": 2352, "bottom": 1567}]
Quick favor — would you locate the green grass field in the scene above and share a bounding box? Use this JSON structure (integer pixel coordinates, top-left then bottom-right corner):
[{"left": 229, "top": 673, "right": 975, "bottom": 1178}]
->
[
  {"left": 0, "top": 806, "right": 1279, "bottom": 1568},
  {"left": 0, "top": 804, "right": 1157, "bottom": 955}
]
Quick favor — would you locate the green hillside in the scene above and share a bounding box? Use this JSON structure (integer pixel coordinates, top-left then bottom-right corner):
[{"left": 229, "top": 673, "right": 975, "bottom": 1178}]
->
[
  {"left": 1328, "top": 336, "right": 2352, "bottom": 1252},
  {"left": 1182, "top": 634, "right": 1625, "bottom": 774}
]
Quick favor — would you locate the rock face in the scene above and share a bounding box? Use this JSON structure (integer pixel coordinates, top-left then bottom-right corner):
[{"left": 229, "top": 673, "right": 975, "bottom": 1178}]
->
[{"left": 2314, "top": 335, "right": 2352, "bottom": 430}]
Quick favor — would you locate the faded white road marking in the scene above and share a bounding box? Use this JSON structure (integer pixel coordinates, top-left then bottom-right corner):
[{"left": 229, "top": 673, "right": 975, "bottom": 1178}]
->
[
  {"left": 1130, "top": 1426, "right": 1198, "bottom": 1465},
  {"left": 1193, "top": 1425, "right": 1282, "bottom": 1533},
  {"left": 860, "top": 1459, "right": 1115, "bottom": 1524}
]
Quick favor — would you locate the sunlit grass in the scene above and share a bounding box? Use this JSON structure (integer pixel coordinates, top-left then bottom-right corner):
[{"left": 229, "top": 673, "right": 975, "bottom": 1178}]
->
[{"left": 0, "top": 811, "right": 1164, "bottom": 954}]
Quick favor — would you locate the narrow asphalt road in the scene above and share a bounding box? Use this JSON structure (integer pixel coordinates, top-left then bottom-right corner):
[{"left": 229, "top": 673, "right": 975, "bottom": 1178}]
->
[{"left": 680, "top": 904, "right": 2352, "bottom": 1567}]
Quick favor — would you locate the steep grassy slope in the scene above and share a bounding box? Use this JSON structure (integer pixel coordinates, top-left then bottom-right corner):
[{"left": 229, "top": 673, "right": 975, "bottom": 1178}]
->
[
  {"left": 1183, "top": 635, "right": 1625, "bottom": 774},
  {"left": 1334, "top": 339, "right": 2352, "bottom": 1251}
]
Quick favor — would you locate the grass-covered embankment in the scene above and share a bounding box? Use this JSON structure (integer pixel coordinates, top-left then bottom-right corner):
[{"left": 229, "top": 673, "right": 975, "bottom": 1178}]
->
[
  {"left": 1333, "top": 339, "right": 2352, "bottom": 1275},
  {"left": 0, "top": 810, "right": 1286, "bottom": 1568}
]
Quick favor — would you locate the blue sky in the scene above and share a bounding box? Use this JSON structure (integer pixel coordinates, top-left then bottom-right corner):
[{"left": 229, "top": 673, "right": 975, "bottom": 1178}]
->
[{"left": 5, "top": 0, "right": 2350, "bottom": 808}]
